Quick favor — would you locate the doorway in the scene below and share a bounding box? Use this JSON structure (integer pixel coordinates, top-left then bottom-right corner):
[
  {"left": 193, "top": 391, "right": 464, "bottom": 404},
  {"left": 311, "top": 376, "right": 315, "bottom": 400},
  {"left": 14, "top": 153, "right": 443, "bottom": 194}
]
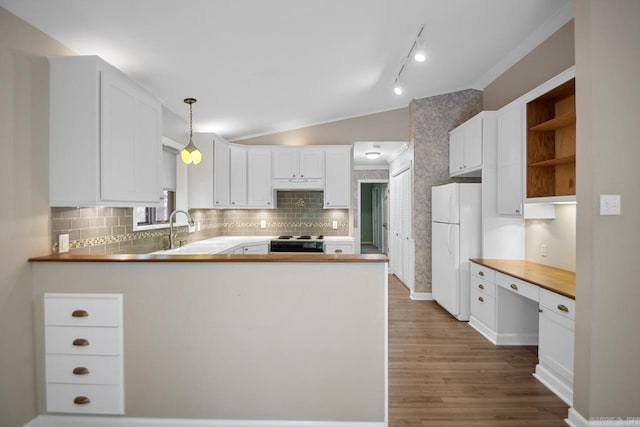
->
[{"left": 358, "top": 181, "right": 389, "bottom": 254}]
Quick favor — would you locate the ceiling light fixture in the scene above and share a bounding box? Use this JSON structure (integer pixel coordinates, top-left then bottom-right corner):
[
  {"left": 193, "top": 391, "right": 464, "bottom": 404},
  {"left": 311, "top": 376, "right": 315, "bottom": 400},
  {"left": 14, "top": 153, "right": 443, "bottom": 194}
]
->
[
  {"left": 365, "top": 151, "right": 381, "bottom": 160},
  {"left": 392, "top": 24, "right": 427, "bottom": 95},
  {"left": 180, "top": 98, "right": 202, "bottom": 165}
]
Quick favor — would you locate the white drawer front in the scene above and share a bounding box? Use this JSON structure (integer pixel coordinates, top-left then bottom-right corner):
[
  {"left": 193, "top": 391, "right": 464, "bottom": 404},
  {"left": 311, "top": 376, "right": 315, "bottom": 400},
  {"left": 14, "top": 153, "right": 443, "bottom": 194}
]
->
[
  {"left": 471, "top": 277, "right": 495, "bottom": 298},
  {"left": 46, "top": 326, "right": 121, "bottom": 356},
  {"left": 496, "top": 272, "right": 539, "bottom": 302},
  {"left": 324, "top": 243, "right": 354, "bottom": 254},
  {"left": 46, "top": 383, "right": 124, "bottom": 414},
  {"left": 470, "top": 263, "right": 495, "bottom": 282},
  {"left": 470, "top": 288, "right": 495, "bottom": 330},
  {"left": 539, "top": 288, "right": 575, "bottom": 320},
  {"left": 45, "top": 294, "right": 122, "bottom": 327},
  {"left": 46, "top": 355, "right": 122, "bottom": 385}
]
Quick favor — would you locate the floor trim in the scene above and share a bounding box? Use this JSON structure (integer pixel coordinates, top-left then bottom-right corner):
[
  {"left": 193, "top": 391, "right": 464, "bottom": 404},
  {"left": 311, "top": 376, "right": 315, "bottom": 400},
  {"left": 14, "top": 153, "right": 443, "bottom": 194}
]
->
[
  {"left": 565, "top": 408, "right": 640, "bottom": 427},
  {"left": 31, "top": 415, "right": 385, "bottom": 427},
  {"left": 409, "top": 292, "right": 432, "bottom": 301},
  {"left": 533, "top": 364, "right": 573, "bottom": 406}
]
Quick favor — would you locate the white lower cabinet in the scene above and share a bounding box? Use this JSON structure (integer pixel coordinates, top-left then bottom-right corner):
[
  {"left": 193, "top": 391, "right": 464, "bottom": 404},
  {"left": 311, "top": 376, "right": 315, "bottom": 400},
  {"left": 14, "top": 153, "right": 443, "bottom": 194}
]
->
[
  {"left": 470, "top": 287, "right": 496, "bottom": 330},
  {"left": 535, "top": 288, "right": 575, "bottom": 405},
  {"left": 44, "top": 293, "right": 124, "bottom": 415},
  {"left": 242, "top": 243, "right": 269, "bottom": 254},
  {"left": 324, "top": 243, "right": 354, "bottom": 254}
]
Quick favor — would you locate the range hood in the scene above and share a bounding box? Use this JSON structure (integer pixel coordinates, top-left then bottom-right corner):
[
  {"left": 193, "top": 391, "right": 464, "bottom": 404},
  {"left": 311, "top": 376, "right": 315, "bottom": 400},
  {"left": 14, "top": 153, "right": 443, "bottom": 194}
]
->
[{"left": 271, "top": 178, "right": 324, "bottom": 191}]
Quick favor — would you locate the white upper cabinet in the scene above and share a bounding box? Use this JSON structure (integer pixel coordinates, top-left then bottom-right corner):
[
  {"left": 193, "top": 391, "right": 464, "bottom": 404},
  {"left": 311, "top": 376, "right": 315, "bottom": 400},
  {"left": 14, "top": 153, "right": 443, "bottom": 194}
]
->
[
  {"left": 229, "top": 146, "right": 247, "bottom": 207},
  {"left": 49, "top": 56, "right": 162, "bottom": 207},
  {"left": 247, "top": 150, "right": 273, "bottom": 207},
  {"left": 497, "top": 103, "right": 525, "bottom": 216},
  {"left": 449, "top": 112, "right": 484, "bottom": 177},
  {"left": 273, "top": 149, "right": 324, "bottom": 179},
  {"left": 323, "top": 148, "right": 351, "bottom": 208}
]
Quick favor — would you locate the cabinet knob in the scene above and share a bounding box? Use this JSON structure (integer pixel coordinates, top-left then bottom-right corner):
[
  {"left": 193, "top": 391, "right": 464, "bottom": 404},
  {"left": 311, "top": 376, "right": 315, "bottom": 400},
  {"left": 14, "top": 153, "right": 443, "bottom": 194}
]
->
[
  {"left": 478, "top": 284, "right": 484, "bottom": 290},
  {"left": 73, "top": 367, "right": 90, "bottom": 375},
  {"left": 515, "top": 209, "right": 520, "bottom": 213},
  {"left": 292, "top": 174, "right": 296, "bottom": 178},
  {"left": 72, "top": 338, "right": 89, "bottom": 347},
  {"left": 301, "top": 174, "right": 304, "bottom": 178},
  {"left": 215, "top": 201, "right": 219, "bottom": 204},
  {"left": 326, "top": 202, "right": 330, "bottom": 206},
  {"left": 335, "top": 249, "right": 343, "bottom": 254},
  {"left": 510, "top": 284, "right": 519, "bottom": 291},
  {"left": 73, "top": 396, "right": 91, "bottom": 405},
  {"left": 231, "top": 201, "right": 235, "bottom": 205},
  {"left": 478, "top": 271, "right": 484, "bottom": 277},
  {"left": 267, "top": 202, "right": 271, "bottom": 205},
  {"left": 478, "top": 296, "right": 484, "bottom": 302},
  {"left": 557, "top": 304, "right": 569, "bottom": 313},
  {"left": 539, "top": 308, "right": 543, "bottom": 313},
  {"left": 71, "top": 309, "right": 88, "bottom": 318}
]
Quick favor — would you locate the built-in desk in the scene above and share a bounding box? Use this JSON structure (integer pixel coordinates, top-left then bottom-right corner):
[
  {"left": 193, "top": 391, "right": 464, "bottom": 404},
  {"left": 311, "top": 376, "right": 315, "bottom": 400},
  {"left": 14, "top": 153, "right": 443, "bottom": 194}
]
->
[{"left": 469, "top": 259, "right": 575, "bottom": 406}]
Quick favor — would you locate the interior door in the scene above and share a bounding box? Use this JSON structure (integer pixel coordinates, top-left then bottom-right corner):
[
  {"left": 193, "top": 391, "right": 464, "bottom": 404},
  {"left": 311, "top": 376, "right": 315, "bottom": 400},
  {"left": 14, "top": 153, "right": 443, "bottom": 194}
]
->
[{"left": 432, "top": 222, "right": 460, "bottom": 316}]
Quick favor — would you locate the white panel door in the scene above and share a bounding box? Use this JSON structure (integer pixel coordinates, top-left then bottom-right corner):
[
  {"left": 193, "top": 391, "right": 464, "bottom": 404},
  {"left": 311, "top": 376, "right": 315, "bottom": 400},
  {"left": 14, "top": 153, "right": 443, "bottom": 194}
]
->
[
  {"left": 463, "top": 114, "right": 483, "bottom": 170},
  {"left": 247, "top": 150, "right": 273, "bottom": 207},
  {"left": 299, "top": 150, "right": 324, "bottom": 179},
  {"left": 432, "top": 222, "right": 460, "bottom": 316},
  {"left": 324, "top": 149, "right": 350, "bottom": 208},
  {"left": 134, "top": 96, "right": 162, "bottom": 203},
  {"left": 449, "top": 128, "right": 464, "bottom": 174},
  {"left": 272, "top": 149, "right": 298, "bottom": 178}
]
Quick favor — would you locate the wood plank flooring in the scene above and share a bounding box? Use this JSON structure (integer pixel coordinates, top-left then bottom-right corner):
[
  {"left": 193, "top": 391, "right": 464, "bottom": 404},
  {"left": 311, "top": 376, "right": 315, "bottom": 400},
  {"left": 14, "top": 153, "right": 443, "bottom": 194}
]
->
[{"left": 388, "top": 275, "right": 569, "bottom": 427}]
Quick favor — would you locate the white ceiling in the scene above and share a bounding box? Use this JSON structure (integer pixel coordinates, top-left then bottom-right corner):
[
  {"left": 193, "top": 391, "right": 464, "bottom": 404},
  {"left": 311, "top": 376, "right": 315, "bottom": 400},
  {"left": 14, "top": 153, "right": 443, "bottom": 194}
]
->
[{"left": 1, "top": 0, "right": 571, "bottom": 141}]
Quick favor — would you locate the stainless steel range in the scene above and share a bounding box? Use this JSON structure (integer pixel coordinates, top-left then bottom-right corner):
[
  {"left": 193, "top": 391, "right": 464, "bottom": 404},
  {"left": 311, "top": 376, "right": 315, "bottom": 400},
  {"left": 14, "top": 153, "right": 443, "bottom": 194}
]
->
[{"left": 270, "top": 235, "right": 324, "bottom": 253}]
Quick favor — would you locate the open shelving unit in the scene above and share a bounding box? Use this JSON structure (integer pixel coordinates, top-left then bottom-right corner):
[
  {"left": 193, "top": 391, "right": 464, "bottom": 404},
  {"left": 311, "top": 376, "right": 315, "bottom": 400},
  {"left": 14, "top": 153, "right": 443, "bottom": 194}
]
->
[{"left": 526, "top": 78, "right": 576, "bottom": 200}]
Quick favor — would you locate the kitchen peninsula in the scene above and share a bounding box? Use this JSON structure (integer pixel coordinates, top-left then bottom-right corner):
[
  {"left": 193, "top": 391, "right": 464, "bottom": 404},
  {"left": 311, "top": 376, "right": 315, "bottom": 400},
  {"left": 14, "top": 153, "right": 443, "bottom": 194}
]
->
[{"left": 30, "top": 254, "right": 388, "bottom": 425}]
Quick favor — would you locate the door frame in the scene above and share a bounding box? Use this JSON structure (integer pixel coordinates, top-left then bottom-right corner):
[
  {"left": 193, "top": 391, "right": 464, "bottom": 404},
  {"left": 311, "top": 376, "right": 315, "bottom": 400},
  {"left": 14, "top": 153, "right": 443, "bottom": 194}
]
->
[{"left": 356, "top": 179, "right": 389, "bottom": 254}]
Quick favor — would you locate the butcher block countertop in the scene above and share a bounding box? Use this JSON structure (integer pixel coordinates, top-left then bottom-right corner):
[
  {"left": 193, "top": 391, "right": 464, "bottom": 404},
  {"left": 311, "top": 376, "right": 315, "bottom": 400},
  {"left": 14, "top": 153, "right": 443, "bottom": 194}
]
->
[
  {"left": 29, "top": 253, "right": 388, "bottom": 263},
  {"left": 470, "top": 259, "right": 575, "bottom": 299}
]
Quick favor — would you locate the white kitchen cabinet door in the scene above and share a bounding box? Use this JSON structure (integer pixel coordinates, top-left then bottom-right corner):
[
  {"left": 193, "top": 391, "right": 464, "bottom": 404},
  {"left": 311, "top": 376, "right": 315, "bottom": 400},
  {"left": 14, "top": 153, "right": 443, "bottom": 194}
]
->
[
  {"left": 463, "top": 114, "right": 483, "bottom": 171},
  {"left": 49, "top": 56, "right": 162, "bottom": 207},
  {"left": 299, "top": 150, "right": 324, "bottom": 179},
  {"left": 497, "top": 103, "right": 524, "bottom": 216},
  {"left": 213, "top": 140, "right": 230, "bottom": 207},
  {"left": 272, "top": 149, "right": 298, "bottom": 178},
  {"left": 247, "top": 150, "right": 273, "bottom": 207},
  {"left": 324, "top": 148, "right": 351, "bottom": 208},
  {"left": 229, "top": 147, "right": 247, "bottom": 207},
  {"left": 449, "top": 127, "right": 465, "bottom": 175}
]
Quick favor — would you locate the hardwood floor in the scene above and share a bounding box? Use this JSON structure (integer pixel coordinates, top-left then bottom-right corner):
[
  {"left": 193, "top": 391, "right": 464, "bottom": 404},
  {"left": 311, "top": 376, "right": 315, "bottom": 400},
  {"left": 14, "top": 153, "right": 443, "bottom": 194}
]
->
[{"left": 388, "top": 275, "right": 569, "bottom": 427}]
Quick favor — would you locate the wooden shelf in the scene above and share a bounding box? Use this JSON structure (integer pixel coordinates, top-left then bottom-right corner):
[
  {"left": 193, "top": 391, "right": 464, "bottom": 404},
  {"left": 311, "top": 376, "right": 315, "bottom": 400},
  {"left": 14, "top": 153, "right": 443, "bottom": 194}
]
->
[
  {"left": 529, "top": 111, "right": 576, "bottom": 131},
  {"left": 530, "top": 154, "right": 576, "bottom": 167}
]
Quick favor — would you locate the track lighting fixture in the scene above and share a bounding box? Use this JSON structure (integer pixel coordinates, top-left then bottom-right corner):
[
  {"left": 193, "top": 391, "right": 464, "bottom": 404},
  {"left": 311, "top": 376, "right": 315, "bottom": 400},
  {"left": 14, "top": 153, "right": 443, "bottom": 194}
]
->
[{"left": 392, "top": 24, "right": 427, "bottom": 95}]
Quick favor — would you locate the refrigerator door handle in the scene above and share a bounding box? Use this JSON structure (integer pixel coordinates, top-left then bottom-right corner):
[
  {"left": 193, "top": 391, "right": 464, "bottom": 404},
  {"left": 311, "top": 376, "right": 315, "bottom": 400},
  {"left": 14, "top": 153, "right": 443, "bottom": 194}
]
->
[
  {"left": 447, "top": 225, "right": 453, "bottom": 254},
  {"left": 448, "top": 194, "right": 453, "bottom": 223}
]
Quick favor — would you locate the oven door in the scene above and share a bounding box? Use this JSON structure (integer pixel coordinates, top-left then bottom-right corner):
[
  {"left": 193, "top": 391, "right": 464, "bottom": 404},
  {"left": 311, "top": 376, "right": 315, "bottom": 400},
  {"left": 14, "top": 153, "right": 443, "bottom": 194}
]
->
[{"left": 270, "top": 241, "right": 324, "bottom": 253}]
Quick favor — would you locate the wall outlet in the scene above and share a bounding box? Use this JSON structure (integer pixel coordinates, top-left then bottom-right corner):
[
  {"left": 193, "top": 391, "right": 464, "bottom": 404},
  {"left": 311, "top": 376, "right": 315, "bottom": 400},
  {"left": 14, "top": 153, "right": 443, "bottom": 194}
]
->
[
  {"left": 540, "top": 244, "right": 548, "bottom": 257},
  {"left": 58, "top": 234, "right": 69, "bottom": 253},
  {"left": 261, "top": 219, "right": 267, "bottom": 229},
  {"left": 188, "top": 224, "right": 195, "bottom": 233},
  {"left": 332, "top": 220, "right": 338, "bottom": 230},
  {"left": 197, "top": 221, "right": 201, "bottom": 232}
]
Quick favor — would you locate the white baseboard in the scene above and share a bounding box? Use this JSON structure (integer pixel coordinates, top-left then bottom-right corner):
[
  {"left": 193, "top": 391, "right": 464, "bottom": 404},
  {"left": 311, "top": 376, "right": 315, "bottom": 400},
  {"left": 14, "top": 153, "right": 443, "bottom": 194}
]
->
[
  {"left": 495, "top": 332, "right": 538, "bottom": 346},
  {"left": 409, "top": 292, "right": 432, "bottom": 301},
  {"left": 468, "top": 317, "right": 498, "bottom": 344},
  {"left": 533, "top": 364, "right": 573, "bottom": 406},
  {"left": 30, "top": 415, "right": 385, "bottom": 427},
  {"left": 565, "top": 409, "right": 640, "bottom": 427}
]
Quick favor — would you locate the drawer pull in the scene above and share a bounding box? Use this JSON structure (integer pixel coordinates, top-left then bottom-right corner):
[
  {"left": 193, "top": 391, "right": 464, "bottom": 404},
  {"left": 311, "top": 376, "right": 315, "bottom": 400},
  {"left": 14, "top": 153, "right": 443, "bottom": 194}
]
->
[
  {"left": 557, "top": 304, "right": 569, "bottom": 313},
  {"left": 478, "top": 296, "right": 484, "bottom": 302},
  {"left": 72, "top": 309, "right": 88, "bottom": 318},
  {"left": 510, "top": 284, "right": 519, "bottom": 291},
  {"left": 478, "top": 271, "right": 485, "bottom": 277},
  {"left": 478, "top": 284, "right": 485, "bottom": 290},
  {"left": 72, "top": 338, "right": 89, "bottom": 347},
  {"left": 73, "top": 367, "right": 90, "bottom": 375},
  {"left": 335, "top": 249, "right": 343, "bottom": 254},
  {"left": 73, "top": 396, "right": 91, "bottom": 405}
]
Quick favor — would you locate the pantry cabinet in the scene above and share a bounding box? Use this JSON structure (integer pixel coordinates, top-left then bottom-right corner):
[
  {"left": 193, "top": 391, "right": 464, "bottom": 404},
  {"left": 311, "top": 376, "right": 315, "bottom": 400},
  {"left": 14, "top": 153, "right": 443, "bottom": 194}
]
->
[
  {"left": 449, "top": 113, "right": 484, "bottom": 177},
  {"left": 49, "top": 56, "right": 162, "bottom": 207}
]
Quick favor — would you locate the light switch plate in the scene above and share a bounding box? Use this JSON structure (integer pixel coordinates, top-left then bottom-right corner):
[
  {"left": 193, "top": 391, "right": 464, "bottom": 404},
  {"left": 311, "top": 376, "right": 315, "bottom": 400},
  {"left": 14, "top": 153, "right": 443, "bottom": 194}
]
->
[
  {"left": 332, "top": 220, "right": 338, "bottom": 230},
  {"left": 260, "top": 219, "right": 267, "bottom": 229},
  {"left": 600, "top": 194, "right": 621, "bottom": 215}
]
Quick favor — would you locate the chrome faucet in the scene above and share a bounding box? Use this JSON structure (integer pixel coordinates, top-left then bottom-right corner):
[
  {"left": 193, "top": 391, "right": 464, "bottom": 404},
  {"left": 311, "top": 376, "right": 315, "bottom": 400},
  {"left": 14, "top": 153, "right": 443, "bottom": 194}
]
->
[{"left": 169, "top": 210, "right": 195, "bottom": 249}]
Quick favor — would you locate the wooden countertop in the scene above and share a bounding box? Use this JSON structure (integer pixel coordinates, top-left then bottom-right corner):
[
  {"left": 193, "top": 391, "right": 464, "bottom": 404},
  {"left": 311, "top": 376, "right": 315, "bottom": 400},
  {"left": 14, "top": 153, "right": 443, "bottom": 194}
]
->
[
  {"left": 29, "top": 253, "right": 388, "bottom": 263},
  {"left": 470, "top": 259, "right": 575, "bottom": 299}
]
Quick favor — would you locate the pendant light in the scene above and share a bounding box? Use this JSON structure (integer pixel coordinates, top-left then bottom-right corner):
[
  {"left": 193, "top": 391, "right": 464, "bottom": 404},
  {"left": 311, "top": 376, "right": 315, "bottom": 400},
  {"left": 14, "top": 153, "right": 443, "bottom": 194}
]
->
[{"left": 180, "top": 98, "right": 202, "bottom": 165}]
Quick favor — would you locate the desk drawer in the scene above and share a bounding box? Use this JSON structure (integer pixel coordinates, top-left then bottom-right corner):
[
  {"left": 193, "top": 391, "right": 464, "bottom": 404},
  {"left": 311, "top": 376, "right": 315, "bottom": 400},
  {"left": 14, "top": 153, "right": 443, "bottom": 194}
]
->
[
  {"left": 45, "top": 294, "right": 121, "bottom": 327},
  {"left": 46, "top": 354, "right": 122, "bottom": 385},
  {"left": 539, "top": 288, "right": 575, "bottom": 321},
  {"left": 470, "top": 288, "right": 495, "bottom": 330},
  {"left": 471, "top": 278, "right": 495, "bottom": 298},
  {"left": 46, "top": 383, "right": 123, "bottom": 414},
  {"left": 496, "top": 272, "right": 539, "bottom": 302},
  {"left": 470, "top": 263, "right": 495, "bottom": 282}
]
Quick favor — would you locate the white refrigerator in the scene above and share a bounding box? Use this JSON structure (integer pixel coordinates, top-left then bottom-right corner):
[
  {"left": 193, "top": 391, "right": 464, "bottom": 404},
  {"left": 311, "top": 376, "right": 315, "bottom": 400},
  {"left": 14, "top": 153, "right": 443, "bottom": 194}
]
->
[{"left": 431, "top": 183, "right": 481, "bottom": 321}]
